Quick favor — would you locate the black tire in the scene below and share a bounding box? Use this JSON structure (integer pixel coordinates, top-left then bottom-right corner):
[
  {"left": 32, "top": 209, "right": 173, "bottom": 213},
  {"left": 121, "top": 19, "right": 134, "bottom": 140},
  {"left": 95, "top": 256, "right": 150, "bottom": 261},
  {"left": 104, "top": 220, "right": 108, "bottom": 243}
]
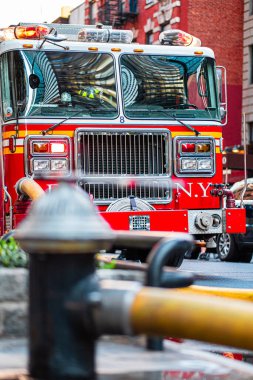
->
[
  {"left": 117, "top": 249, "right": 150, "bottom": 263},
  {"left": 185, "top": 246, "right": 201, "bottom": 260},
  {"left": 216, "top": 233, "right": 239, "bottom": 262},
  {"left": 238, "top": 248, "right": 253, "bottom": 263}
]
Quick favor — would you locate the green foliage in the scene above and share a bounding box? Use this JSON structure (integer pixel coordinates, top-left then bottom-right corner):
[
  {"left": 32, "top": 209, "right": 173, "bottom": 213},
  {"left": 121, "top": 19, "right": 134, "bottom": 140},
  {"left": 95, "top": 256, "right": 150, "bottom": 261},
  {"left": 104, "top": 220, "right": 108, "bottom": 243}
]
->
[
  {"left": 0, "top": 237, "right": 28, "bottom": 268},
  {"left": 96, "top": 259, "right": 116, "bottom": 270}
]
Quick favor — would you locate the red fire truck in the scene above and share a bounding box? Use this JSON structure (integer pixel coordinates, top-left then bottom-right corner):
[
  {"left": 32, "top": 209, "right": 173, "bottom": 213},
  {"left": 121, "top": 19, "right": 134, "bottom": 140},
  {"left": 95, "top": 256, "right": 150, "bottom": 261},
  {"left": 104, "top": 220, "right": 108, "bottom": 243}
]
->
[{"left": 0, "top": 24, "right": 245, "bottom": 255}]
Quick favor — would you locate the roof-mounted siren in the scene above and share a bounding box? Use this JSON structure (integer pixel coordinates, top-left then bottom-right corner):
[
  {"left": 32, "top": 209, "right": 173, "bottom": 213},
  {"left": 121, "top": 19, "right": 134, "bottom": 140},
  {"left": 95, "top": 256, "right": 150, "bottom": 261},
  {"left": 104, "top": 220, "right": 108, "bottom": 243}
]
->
[
  {"left": 78, "top": 28, "right": 133, "bottom": 44},
  {"left": 159, "top": 29, "right": 201, "bottom": 47}
]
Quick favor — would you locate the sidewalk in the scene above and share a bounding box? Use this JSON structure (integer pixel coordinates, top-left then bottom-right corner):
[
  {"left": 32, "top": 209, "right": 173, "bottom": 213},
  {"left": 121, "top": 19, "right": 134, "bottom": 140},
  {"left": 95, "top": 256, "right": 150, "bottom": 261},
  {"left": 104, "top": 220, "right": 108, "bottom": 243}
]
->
[
  {"left": 0, "top": 338, "right": 27, "bottom": 371},
  {"left": 1, "top": 337, "right": 253, "bottom": 380}
]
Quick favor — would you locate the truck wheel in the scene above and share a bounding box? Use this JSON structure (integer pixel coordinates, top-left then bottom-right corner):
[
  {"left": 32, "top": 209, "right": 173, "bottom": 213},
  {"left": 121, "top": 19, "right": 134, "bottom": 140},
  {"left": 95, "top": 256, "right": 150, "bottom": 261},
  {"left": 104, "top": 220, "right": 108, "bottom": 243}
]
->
[
  {"left": 238, "top": 249, "right": 253, "bottom": 263},
  {"left": 216, "top": 233, "right": 239, "bottom": 262}
]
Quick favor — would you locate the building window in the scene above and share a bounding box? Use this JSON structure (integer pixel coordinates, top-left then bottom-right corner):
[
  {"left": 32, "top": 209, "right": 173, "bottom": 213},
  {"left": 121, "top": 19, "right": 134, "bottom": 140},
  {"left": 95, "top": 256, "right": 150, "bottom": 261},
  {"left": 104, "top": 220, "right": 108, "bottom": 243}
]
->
[
  {"left": 250, "top": 0, "right": 253, "bottom": 15},
  {"left": 249, "top": 123, "right": 253, "bottom": 144},
  {"left": 146, "top": 32, "right": 153, "bottom": 44},
  {"left": 250, "top": 46, "right": 253, "bottom": 84},
  {"left": 160, "top": 23, "right": 170, "bottom": 33},
  {"left": 129, "top": 0, "right": 138, "bottom": 13},
  {"left": 89, "top": 2, "right": 96, "bottom": 24}
]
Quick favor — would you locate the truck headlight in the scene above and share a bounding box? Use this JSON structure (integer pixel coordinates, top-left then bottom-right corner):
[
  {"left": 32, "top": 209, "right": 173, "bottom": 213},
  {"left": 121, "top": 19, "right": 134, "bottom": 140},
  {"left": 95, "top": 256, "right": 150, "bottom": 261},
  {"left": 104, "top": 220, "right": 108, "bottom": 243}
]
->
[
  {"left": 33, "top": 159, "right": 50, "bottom": 171},
  {"left": 198, "top": 159, "right": 212, "bottom": 170},
  {"left": 181, "top": 158, "right": 197, "bottom": 170},
  {"left": 51, "top": 159, "right": 68, "bottom": 171}
]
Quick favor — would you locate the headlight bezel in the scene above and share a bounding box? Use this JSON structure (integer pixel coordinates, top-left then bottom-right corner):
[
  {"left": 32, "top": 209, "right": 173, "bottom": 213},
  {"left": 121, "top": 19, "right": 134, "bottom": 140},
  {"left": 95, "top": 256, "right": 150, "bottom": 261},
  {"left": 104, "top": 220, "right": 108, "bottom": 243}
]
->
[
  {"left": 174, "top": 136, "right": 215, "bottom": 177},
  {"left": 25, "top": 135, "right": 72, "bottom": 178}
]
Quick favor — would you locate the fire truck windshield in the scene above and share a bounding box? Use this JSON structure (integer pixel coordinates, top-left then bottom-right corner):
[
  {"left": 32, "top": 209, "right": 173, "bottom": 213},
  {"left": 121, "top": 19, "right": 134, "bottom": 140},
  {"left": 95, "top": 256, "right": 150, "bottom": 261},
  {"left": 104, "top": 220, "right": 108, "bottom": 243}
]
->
[
  {"left": 120, "top": 54, "right": 219, "bottom": 121},
  {"left": 0, "top": 50, "right": 220, "bottom": 123},
  {"left": 0, "top": 50, "right": 118, "bottom": 121}
]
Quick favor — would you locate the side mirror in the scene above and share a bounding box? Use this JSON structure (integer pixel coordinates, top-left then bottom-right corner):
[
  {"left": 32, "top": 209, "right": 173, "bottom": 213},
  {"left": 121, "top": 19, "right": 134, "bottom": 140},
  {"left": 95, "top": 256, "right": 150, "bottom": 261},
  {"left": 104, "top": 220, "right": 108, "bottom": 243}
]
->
[
  {"left": 220, "top": 106, "right": 226, "bottom": 120},
  {"left": 29, "top": 74, "right": 40, "bottom": 89},
  {"left": 216, "top": 66, "right": 227, "bottom": 125}
]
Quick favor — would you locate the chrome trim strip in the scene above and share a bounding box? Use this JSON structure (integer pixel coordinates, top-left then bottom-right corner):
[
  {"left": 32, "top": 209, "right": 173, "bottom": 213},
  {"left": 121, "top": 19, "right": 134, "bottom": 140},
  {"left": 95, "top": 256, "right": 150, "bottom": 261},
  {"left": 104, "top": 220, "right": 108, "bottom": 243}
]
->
[{"left": 3, "top": 138, "right": 24, "bottom": 147}]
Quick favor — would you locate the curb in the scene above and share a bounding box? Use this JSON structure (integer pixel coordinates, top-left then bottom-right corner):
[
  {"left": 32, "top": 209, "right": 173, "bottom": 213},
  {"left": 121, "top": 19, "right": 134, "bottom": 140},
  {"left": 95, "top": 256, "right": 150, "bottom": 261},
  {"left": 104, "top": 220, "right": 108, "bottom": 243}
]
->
[
  {"left": 0, "top": 268, "right": 143, "bottom": 338},
  {"left": 0, "top": 269, "right": 27, "bottom": 338}
]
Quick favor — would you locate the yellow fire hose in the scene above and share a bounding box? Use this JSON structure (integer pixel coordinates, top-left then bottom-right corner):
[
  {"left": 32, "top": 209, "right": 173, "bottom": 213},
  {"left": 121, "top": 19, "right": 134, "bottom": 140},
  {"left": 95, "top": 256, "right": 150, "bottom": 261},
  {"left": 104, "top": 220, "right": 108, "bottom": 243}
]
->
[
  {"left": 130, "top": 287, "right": 253, "bottom": 350},
  {"left": 16, "top": 177, "right": 45, "bottom": 201},
  {"left": 177, "top": 285, "right": 253, "bottom": 302}
]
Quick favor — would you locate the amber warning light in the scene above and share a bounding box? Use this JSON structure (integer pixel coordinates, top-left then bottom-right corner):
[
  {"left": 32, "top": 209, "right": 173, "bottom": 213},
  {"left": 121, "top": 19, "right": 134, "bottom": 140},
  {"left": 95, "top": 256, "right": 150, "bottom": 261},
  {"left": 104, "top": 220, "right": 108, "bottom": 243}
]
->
[
  {"left": 14, "top": 25, "right": 50, "bottom": 40},
  {"left": 0, "top": 25, "right": 50, "bottom": 42},
  {"left": 32, "top": 141, "right": 67, "bottom": 154}
]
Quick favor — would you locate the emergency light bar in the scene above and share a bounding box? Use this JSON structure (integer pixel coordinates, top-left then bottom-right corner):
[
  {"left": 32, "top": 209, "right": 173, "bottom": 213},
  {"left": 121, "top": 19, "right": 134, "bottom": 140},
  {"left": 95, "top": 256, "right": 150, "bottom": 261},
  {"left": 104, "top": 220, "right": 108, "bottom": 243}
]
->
[
  {"left": 159, "top": 29, "right": 201, "bottom": 47},
  {"left": 0, "top": 23, "right": 133, "bottom": 44},
  {"left": 78, "top": 28, "right": 133, "bottom": 44}
]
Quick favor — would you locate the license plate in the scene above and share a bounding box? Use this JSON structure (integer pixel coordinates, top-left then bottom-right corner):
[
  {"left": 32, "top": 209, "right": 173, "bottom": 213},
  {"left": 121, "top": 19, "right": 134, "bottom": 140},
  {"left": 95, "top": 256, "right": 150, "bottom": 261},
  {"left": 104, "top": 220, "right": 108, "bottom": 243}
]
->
[{"left": 129, "top": 215, "right": 150, "bottom": 231}]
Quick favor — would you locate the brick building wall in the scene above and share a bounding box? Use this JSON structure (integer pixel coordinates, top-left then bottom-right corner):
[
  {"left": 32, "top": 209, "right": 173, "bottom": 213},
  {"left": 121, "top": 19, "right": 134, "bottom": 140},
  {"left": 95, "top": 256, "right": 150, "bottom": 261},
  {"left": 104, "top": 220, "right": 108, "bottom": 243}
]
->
[
  {"left": 187, "top": 0, "right": 243, "bottom": 148},
  {"left": 243, "top": 0, "right": 253, "bottom": 145}
]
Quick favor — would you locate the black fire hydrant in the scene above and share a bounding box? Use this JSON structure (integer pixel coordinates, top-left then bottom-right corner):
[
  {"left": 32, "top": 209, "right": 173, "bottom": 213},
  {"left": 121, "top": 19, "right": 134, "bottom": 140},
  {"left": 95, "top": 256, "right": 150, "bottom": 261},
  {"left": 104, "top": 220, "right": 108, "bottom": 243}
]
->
[
  {"left": 16, "top": 184, "right": 116, "bottom": 380},
  {"left": 15, "top": 183, "right": 193, "bottom": 380}
]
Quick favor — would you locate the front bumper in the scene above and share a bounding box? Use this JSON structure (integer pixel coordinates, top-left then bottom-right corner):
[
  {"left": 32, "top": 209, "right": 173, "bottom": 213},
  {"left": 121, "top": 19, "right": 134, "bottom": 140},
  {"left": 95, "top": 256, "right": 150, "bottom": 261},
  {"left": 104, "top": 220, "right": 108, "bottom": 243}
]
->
[{"left": 101, "top": 208, "right": 246, "bottom": 235}]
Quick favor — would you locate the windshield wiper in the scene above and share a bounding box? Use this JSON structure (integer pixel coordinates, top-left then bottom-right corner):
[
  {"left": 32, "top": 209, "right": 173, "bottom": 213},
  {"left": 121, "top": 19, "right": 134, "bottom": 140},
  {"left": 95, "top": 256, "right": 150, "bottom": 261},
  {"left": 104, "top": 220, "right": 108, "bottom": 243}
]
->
[
  {"left": 127, "top": 108, "right": 200, "bottom": 136},
  {"left": 164, "top": 111, "right": 200, "bottom": 136},
  {"left": 41, "top": 109, "right": 86, "bottom": 135}
]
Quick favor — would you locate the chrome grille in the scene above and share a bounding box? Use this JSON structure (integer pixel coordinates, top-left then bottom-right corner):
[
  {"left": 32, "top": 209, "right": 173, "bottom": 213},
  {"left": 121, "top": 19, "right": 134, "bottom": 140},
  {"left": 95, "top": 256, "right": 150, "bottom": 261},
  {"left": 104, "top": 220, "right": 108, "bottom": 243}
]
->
[
  {"left": 80, "top": 178, "right": 170, "bottom": 203},
  {"left": 76, "top": 130, "right": 171, "bottom": 204}
]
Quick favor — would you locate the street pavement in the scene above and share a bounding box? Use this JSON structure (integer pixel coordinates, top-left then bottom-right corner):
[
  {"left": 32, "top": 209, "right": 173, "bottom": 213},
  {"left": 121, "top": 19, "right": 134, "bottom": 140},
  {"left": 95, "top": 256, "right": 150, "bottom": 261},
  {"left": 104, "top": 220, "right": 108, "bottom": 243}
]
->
[
  {"left": 181, "top": 257, "right": 253, "bottom": 288},
  {"left": 2, "top": 337, "right": 253, "bottom": 379}
]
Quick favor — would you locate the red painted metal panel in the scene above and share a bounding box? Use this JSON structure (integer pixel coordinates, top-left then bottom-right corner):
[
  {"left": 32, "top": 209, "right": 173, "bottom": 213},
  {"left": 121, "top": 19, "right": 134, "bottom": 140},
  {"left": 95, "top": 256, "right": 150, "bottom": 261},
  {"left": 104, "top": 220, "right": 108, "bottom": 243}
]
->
[
  {"left": 101, "top": 210, "right": 188, "bottom": 232},
  {"left": 225, "top": 208, "right": 246, "bottom": 234}
]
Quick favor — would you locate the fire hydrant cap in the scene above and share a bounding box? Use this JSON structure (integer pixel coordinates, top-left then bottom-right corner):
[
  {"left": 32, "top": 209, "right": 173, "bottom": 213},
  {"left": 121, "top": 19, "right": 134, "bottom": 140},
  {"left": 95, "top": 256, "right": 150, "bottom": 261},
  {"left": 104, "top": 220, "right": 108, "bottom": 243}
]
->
[{"left": 15, "top": 183, "right": 116, "bottom": 254}]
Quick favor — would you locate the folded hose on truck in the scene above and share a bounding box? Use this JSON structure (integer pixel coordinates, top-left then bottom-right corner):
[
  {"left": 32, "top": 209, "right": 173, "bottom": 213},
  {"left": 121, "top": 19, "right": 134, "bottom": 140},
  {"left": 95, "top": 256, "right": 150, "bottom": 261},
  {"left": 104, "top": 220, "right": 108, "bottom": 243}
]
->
[{"left": 15, "top": 177, "right": 45, "bottom": 201}]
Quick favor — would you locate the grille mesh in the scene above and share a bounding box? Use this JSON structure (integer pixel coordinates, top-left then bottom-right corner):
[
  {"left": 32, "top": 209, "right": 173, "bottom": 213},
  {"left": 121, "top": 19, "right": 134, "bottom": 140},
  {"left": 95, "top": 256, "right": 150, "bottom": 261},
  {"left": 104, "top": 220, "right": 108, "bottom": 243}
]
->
[{"left": 77, "top": 130, "right": 170, "bottom": 203}]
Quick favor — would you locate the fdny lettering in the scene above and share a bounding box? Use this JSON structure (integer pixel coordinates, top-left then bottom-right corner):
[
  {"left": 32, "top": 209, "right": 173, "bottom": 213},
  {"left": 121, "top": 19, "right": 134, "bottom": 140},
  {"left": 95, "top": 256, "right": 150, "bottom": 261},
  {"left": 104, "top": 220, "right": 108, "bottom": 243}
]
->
[
  {"left": 47, "top": 182, "right": 211, "bottom": 198},
  {"left": 176, "top": 182, "right": 211, "bottom": 198}
]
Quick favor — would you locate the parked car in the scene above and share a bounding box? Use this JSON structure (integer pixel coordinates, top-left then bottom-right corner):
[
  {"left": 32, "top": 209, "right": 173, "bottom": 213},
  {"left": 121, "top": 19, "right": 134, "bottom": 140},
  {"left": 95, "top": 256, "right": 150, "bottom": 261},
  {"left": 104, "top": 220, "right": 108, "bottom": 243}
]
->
[{"left": 216, "top": 179, "right": 253, "bottom": 262}]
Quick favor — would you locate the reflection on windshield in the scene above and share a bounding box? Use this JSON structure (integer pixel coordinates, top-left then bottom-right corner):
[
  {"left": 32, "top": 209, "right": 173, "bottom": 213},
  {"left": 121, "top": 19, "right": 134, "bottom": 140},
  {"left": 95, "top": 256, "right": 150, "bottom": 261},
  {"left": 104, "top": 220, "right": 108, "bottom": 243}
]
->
[
  {"left": 120, "top": 54, "right": 219, "bottom": 120},
  {"left": 0, "top": 51, "right": 118, "bottom": 120}
]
